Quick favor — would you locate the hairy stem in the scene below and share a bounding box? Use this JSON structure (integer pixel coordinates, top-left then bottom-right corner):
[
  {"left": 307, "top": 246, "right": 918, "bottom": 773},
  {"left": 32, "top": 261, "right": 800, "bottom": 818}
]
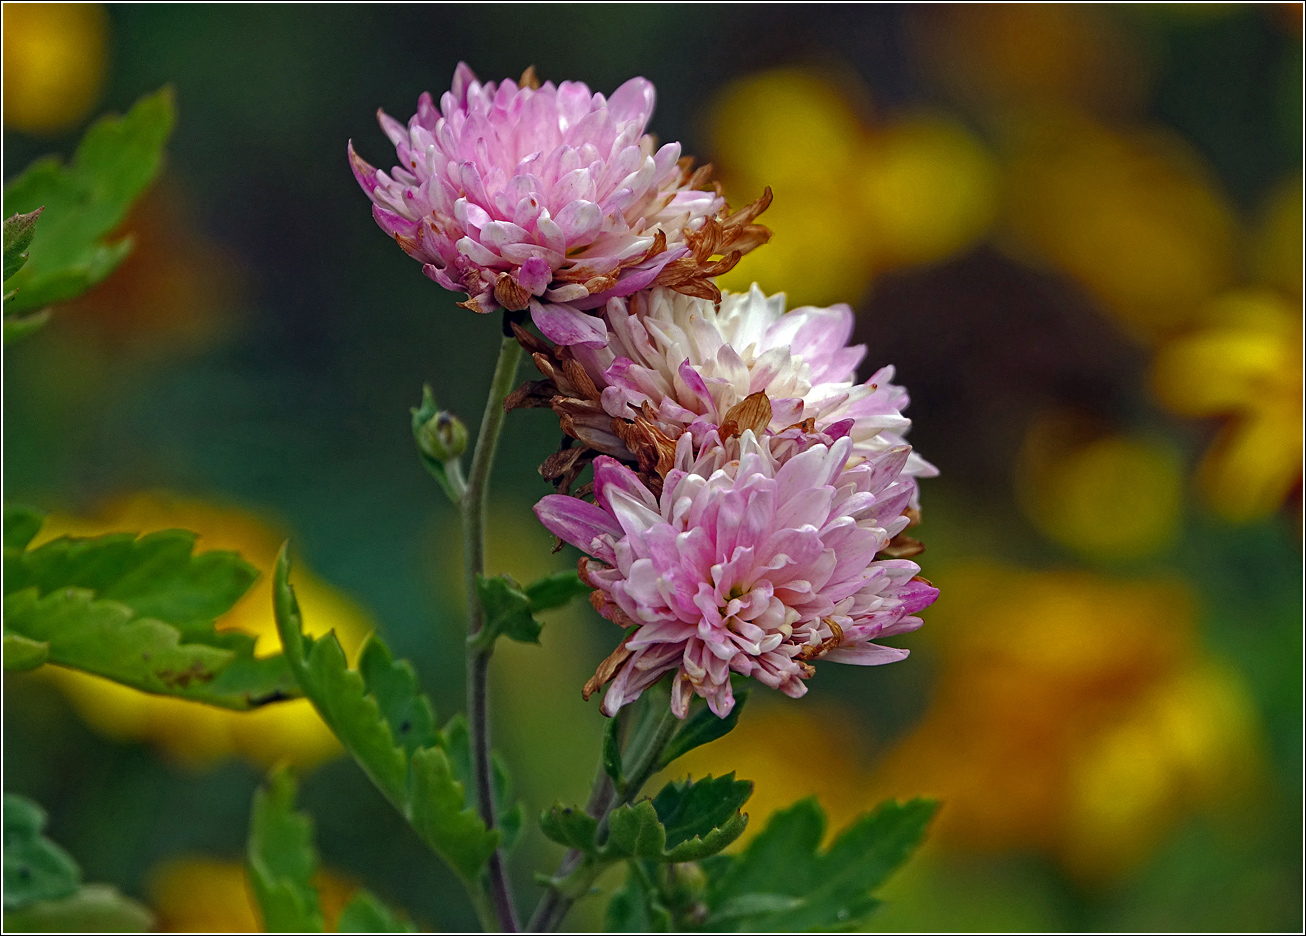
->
[
  {"left": 528, "top": 700, "right": 681, "bottom": 931},
  {"left": 464, "top": 332, "right": 524, "bottom": 932}
]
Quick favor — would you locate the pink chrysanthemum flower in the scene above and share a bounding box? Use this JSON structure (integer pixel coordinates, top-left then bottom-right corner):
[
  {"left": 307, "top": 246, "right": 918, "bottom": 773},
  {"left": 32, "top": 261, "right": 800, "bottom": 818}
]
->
[
  {"left": 349, "top": 64, "right": 768, "bottom": 343},
  {"left": 534, "top": 429, "right": 939, "bottom": 719},
  {"left": 528, "top": 284, "right": 937, "bottom": 502}
]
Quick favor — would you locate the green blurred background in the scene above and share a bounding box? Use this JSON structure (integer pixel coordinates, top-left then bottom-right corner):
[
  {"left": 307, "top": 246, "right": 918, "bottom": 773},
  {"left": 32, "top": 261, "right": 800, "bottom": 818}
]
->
[{"left": 3, "top": 3, "right": 1302, "bottom": 931}]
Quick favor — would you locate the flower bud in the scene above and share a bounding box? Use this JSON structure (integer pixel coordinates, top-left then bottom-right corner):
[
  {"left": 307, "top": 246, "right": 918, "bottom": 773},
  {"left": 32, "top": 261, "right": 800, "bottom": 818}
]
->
[
  {"left": 418, "top": 410, "right": 467, "bottom": 463},
  {"left": 412, "top": 385, "right": 467, "bottom": 463}
]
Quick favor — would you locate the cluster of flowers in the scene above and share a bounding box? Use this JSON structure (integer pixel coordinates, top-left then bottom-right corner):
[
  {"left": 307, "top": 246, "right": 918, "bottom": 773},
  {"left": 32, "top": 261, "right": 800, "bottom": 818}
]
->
[{"left": 352, "top": 64, "right": 938, "bottom": 719}]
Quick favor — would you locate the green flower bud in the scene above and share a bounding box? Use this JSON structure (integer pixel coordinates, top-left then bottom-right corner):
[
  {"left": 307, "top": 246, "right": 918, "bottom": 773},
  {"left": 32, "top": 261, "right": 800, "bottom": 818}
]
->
[{"left": 412, "top": 385, "right": 467, "bottom": 463}]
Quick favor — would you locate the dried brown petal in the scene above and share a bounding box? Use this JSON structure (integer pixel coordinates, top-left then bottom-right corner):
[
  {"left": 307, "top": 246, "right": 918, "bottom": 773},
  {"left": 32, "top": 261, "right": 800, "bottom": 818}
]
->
[
  {"left": 518, "top": 65, "right": 541, "bottom": 90},
  {"left": 582, "top": 634, "right": 636, "bottom": 702},
  {"left": 493, "top": 273, "right": 531, "bottom": 312},
  {"left": 721, "top": 392, "right": 773, "bottom": 438}
]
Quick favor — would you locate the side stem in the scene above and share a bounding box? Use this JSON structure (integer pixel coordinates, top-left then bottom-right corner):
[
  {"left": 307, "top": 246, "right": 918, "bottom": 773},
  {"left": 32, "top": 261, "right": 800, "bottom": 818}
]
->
[
  {"left": 528, "top": 701, "right": 680, "bottom": 932},
  {"left": 464, "top": 332, "right": 524, "bottom": 932}
]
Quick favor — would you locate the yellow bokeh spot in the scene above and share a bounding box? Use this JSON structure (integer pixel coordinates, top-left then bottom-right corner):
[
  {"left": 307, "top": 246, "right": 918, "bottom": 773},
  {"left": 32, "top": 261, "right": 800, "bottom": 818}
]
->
[
  {"left": 147, "top": 857, "right": 357, "bottom": 933},
  {"left": 1063, "top": 663, "right": 1259, "bottom": 879},
  {"left": 33, "top": 493, "right": 374, "bottom": 770},
  {"left": 3, "top": 3, "right": 108, "bottom": 134},
  {"left": 868, "top": 562, "right": 1261, "bottom": 880},
  {"left": 1002, "top": 112, "right": 1238, "bottom": 342},
  {"left": 1017, "top": 410, "right": 1183, "bottom": 559},
  {"left": 1151, "top": 289, "right": 1303, "bottom": 522},
  {"left": 716, "top": 191, "right": 875, "bottom": 309},
  {"left": 708, "top": 67, "right": 865, "bottom": 199},
  {"left": 856, "top": 113, "right": 998, "bottom": 269}
]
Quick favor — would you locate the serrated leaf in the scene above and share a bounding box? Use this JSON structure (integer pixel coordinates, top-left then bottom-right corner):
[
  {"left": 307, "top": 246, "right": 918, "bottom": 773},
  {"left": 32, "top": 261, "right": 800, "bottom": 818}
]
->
[
  {"left": 539, "top": 805, "right": 600, "bottom": 853},
  {"left": 444, "top": 719, "right": 523, "bottom": 853},
  {"left": 246, "top": 768, "right": 323, "bottom": 933},
  {"left": 357, "top": 636, "right": 440, "bottom": 757},
  {"left": 4, "top": 527, "right": 258, "bottom": 631},
  {"left": 336, "top": 891, "right": 417, "bottom": 933},
  {"left": 3, "top": 209, "right": 42, "bottom": 283},
  {"left": 606, "top": 865, "right": 672, "bottom": 933},
  {"left": 2, "top": 883, "right": 153, "bottom": 933},
  {"left": 3, "top": 88, "right": 174, "bottom": 316},
  {"left": 523, "top": 571, "right": 592, "bottom": 612},
  {"left": 3, "top": 632, "right": 49, "bottom": 671},
  {"left": 1, "top": 513, "right": 288, "bottom": 708},
  {"left": 3, "top": 794, "right": 81, "bottom": 910},
  {"left": 472, "top": 574, "right": 542, "bottom": 648},
  {"left": 273, "top": 546, "right": 499, "bottom": 882},
  {"left": 606, "top": 800, "right": 668, "bottom": 860},
  {"left": 409, "top": 747, "right": 498, "bottom": 880},
  {"left": 660, "top": 690, "right": 749, "bottom": 769},
  {"left": 701, "top": 797, "right": 937, "bottom": 931},
  {"left": 3, "top": 587, "right": 290, "bottom": 709},
  {"left": 650, "top": 774, "right": 752, "bottom": 861}
]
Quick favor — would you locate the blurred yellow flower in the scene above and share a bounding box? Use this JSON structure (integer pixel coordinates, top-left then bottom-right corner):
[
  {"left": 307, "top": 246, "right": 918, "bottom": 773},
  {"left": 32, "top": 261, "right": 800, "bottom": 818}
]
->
[
  {"left": 3, "top": 3, "right": 108, "bottom": 134},
  {"left": 868, "top": 563, "right": 1262, "bottom": 881},
  {"left": 708, "top": 67, "right": 997, "bottom": 307},
  {"left": 35, "top": 493, "right": 374, "bottom": 770},
  {"left": 1253, "top": 173, "right": 1303, "bottom": 302},
  {"left": 1152, "top": 289, "right": 1303, "bottom": 522},
  {"left": 908, "top": 4, "right": 1149, "bottom": 119},
  {"left": 1016, "top": 408, "right": 1184, "bottom": 559},
  {"left": 1001, "top": 111, "right": 1238, "bottom": 342},
  {"left": 856, "top": 113, "right": 998, "bottom": 270},
  {"left": 147, "top": 856, "right": 356, "bottom": 933}
]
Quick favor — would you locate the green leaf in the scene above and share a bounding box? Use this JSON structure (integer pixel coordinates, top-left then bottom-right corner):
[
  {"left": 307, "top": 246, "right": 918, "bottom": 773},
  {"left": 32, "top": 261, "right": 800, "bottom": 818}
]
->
[
  {"left": 245, "top": 768, "right": 323, "bottom": 933},
  {"left": 272, "top": 546, "right": 499, "bottom": 882},
  {"left": 541, "top": 775, "right": 751, "bottom": 866},
  {"left": 472, "top": 574, "right": 542, "bottom": 648},
  {"left": 3, "top": 633, "right": 49, "bottom": 671},
  {"left": 409, "top": 747, "right": 498, "bottom": 880},
  {"left": 3, "top": 794, "right": 80, "bottom": 910},
  {"left": 523, "top": 571, "right": 592, "bottom": 612},
  {"left": 2, "top": 513, "right": 291, "bottom": 709},
  {"left": 2, "top": 883, "right": 153, "bottom": 933},
  {"left": 606, "top": 864, "right": 672, "bottom": 932},
  {"left": 3, "top": 88, "right": 175, "bottom": 316},
  {"left": 357, "top": 636, "right": 440, "bottom": 758},
  {"left": 660, "top": 690, "right": 750, "bottom": 769},
  {"left": 701, "top": 797, "right": 938, "bottom": 931},
  {"left": 539, "top": 805, "right": 600, "bottom": 854},
  {"left": 649, "top": 774, "right": 752, "bottom": 861},
  {"left": 3, "top": 505, "right": 44, "bottom": 552},
  {"left": 2, "top": 309, "right": 50, "bottom": 345},
  {"left": 336, "top": 891, "right": 417, "bottom": 933},
  {"left": 3, "top": 209, "right": 42, "bottom": 283}
]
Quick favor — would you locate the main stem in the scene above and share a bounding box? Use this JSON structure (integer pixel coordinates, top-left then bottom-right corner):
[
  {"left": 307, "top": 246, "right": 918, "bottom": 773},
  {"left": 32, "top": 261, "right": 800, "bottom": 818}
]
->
[{"left": 464, "top": 332, "right": 524, "bottom": 932}]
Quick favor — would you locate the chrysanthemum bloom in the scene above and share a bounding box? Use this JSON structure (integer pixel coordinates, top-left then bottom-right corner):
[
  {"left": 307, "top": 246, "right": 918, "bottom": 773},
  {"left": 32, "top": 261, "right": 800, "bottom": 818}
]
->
[
  {"left": 511, "top": 285, "right": 936, "bottom": 513},
  {"left": 534, "top": 429, "right": 939, "bottom": 718},
  {"left": 349, "top": 64, "right": 770, "bottom": 342}
]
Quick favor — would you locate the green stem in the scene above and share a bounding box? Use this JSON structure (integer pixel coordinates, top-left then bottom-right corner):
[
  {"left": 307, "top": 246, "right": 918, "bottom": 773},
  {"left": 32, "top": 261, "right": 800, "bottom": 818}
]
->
[
  {"left": 528, "top": 697, "right": 681, "bottom": 931},
  {"left": 463, "top": 332, "right": 524, "bottom": 932}
]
